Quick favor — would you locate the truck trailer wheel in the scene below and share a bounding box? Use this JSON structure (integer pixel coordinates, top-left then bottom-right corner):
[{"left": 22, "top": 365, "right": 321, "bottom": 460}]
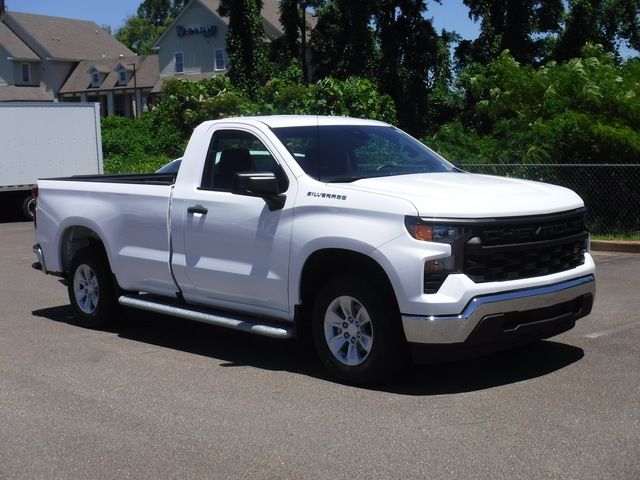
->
[
  {"left": 21, "top": 195, "right": 35, "bottom": 221},
  {"left": 67, "top": 248, "right": 117, "bottom": 329},
  {"left": 312, "top": 274, "right": 405, "bottom": 384}
]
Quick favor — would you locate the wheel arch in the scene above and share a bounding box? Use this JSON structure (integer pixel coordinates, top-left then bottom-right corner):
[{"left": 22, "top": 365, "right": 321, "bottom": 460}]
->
[
  {"left": 59, "top": 225, "right": 110, "bottom": 274},
  {"left": 298, "top": 248, "right": 400, "bottom": 325}
]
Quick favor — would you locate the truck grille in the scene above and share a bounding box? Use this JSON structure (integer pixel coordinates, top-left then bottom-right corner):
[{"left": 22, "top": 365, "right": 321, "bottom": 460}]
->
[{"left": 463, "top": 210, "right": 587, "bottom": 283}]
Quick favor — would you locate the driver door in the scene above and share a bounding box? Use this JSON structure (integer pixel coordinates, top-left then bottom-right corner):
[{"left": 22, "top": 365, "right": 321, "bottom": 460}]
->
[{"left": 170, "top": 127, "right": 295, "bottom": 316}]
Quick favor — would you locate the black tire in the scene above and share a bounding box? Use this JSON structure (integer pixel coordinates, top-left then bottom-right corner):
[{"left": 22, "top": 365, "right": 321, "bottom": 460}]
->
[
  {"left": 312, "top": 274, "right": 406, "bottom": 384},
  {"left": 67, "top": 247, "right": 118, "bottom": 329},
  {"left": 21, "top": 195, "right": 35, "bottom": 221}
]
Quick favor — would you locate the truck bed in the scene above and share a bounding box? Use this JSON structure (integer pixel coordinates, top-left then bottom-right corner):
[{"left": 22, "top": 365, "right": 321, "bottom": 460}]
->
[{"left": 36, "top": 174, "right": 176, "bottom": 296}]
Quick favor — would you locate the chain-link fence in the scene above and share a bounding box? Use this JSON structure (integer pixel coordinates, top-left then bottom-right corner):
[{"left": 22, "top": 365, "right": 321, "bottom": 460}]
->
[{"left": 460, "top": 164, "right": 640, "bottom": 236}]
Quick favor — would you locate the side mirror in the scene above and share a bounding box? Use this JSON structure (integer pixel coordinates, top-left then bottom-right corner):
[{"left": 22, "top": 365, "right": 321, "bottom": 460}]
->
[{"left": 231, "top": 172, "right": 286, "bottom": 210}]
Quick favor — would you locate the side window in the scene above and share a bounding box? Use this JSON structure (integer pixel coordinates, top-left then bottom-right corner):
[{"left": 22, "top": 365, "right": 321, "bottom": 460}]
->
[
  {"left": 200, "top": 130, "right": 282, "bottom": 191},
  {"left": 21, "top": 63, "right": 31, "bottom": 83},
  {"left": 118, "top": 69, "right": 128, "bottom": 86},
  {"left": 214, "top": 49, "right": 225, "bottom": 71},
  {"left": 91, "top": 71, "right": 101, "bottom": 87},
  {"left": 175, "top": 52, "right": 184, "bottom": 74}
]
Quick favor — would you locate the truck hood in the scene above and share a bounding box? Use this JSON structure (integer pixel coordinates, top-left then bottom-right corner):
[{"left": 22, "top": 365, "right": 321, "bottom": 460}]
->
[{"left": 343, "top": 172, "right": 584, "bottom": 218}]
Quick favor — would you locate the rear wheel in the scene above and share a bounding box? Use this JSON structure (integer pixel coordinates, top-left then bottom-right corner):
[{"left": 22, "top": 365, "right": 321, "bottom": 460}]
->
[
  {"left": 312, "top": 274, "right": 405, "bottom": 384},
  {"left": 67, "top": 248, "right": 117, "bottom": 328}
]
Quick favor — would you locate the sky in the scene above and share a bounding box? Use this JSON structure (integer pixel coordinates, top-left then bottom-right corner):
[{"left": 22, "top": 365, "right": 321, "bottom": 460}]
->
[{"left": 7, "top": 0, "right": 481, "bottom": 39}]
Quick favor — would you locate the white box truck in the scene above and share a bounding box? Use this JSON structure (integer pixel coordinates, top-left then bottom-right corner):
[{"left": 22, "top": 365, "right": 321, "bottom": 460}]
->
[{"left": 0, "top": 102, "right": 103, "bottom": 219}]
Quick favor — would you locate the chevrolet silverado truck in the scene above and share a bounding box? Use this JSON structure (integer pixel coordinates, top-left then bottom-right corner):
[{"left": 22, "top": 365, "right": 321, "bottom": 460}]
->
[{"left": 32, "top": 116, "right": 595, "bottom": 383}]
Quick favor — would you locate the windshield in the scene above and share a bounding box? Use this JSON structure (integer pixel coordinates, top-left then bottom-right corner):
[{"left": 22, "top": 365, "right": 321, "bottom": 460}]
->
[{"left": 272, "top": 125, "right": 453, "bottom": 182}]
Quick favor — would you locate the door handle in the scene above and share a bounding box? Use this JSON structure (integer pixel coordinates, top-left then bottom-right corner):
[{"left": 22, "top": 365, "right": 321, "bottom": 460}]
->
[{"left": 187, "top": 206, "right": 208, "bottom": 215}]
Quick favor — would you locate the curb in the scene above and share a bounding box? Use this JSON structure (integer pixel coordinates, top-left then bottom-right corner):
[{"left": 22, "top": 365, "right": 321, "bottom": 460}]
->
[{"left": 590, "top": 240, "right": 640, "bottom": 254}]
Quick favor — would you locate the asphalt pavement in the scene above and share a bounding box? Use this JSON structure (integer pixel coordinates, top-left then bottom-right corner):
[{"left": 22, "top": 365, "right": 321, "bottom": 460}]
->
[{"left": 0, "top": 219, "right": 638, "bottom": 479}]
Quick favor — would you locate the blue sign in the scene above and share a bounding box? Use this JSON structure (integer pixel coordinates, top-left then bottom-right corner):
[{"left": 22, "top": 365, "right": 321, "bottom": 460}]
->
[{"left": 177, "top": 25, "right": 217, "bottom": 38}]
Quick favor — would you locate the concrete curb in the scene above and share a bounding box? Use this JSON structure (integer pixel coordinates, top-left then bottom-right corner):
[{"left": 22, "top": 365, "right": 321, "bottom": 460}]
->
[{"left": 591, "top": 240, "right": 640, "bottom": 254}]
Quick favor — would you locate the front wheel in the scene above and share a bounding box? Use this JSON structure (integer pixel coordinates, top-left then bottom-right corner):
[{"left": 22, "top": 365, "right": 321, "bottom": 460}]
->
[
  {"left": 67, "top": 248, "right": 117, "bottom": 329},
  {"left": 312, "top": 274, "right": 406, "bottom": 384}
]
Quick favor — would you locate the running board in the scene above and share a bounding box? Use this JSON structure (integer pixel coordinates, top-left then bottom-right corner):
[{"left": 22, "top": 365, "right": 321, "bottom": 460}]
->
[{"left": 118, "top": 295, "right": 294, "bottom": 339}]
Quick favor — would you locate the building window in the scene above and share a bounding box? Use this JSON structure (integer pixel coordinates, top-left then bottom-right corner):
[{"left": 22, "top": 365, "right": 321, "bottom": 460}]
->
[
  {"left": 91, "top": 71, "right": 101, "bottom": 87},
  {"left": 21, "top": 63, "right": 31, "bottom": 83},
  {"left": 118, "top": 69, "right": 128, "bottom": 86},
  {"left": 175, "top": 52, "right": 184, "bottom": 74},
  {"left": 214, "top": 49, "right": 225, "bottom": 71}
]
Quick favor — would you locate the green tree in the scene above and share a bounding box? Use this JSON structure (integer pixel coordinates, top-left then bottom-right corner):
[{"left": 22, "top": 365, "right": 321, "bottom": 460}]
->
[
  {"left": 434, "top": 45, "right": 640, "bottom": 164},
  {"left": 554, "top": 0, "right": 640, "bottom": 61},
  {"left": 137, "top": 0, "right": 172, "bottom": 26},
  {"left": 101, "top": 114, "right": 181, "bottom": 173},
  {"left": 151, "top": 76, "right": 252, "bottom": 138},
  {"left": 278, "top": 1, "right": 320, "bottom": 82},
  {"left": 116, "top": 16, "right": 164, "bottom": 54},
  {"left": 115, "top": 0, "right": 188, "bottom": 54},
  {"left": 457, "top": 0, "right": 564, "bottom": 65},
  {"left": 375, "top": 1, "right": 449, "bottom": 135},
  {"left": 219, "top": 0, "right": 270, "bottom": 95},
  {"left": 310, "top": 0, "right": 377, "bottom": 80}
]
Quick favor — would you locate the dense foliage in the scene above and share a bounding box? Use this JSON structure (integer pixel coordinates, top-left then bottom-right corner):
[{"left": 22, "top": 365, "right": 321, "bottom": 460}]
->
[
  {"left": 101, "top": 114, "right": 181, "bottom": 173},
  {"left": 430, "top": 46, "right": 640, "bottom": 165},
  {"left": 102, "top": 74, "right": 397, "bottom": 173}
]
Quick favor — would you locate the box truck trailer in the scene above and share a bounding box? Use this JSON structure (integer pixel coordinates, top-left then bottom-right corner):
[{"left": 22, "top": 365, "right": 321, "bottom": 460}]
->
[{"left": 0, "top": 102, "right": 103, "bottom": 219}]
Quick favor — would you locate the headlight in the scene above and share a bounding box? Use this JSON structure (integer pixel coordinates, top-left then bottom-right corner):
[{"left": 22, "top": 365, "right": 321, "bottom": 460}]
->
[{"left": 405, "top": 217, "right": 467, "bottom": 293}]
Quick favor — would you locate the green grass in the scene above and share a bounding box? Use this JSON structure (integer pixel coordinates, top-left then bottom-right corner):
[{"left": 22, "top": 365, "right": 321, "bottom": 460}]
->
[{"left": 591, "top": 233, "right": 640, "bottom": 241}]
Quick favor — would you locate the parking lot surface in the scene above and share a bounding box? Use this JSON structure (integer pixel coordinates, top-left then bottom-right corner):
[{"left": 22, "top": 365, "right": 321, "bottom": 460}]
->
[{"left": 0, "top": 220, "right": 638, "bottom": 479}]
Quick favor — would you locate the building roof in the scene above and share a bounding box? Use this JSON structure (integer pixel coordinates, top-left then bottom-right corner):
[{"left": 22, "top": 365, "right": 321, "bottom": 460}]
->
[
  {"left": 0, "top": 85, "right": 52, "bottom": 101},
  {"left": 92, "top": 64, "right": 111, "bottom": 74},
  {"left": 256, "top": 0, "right": 285, "bottom": 38},
  {"left": 0, "top": 21, "right": 39, "bottom": 60},
  {"left": 59, "top": 55, "right": 159, "bottom": 94},
  {"left": 4, "top": 11, "right": 134, "bottom": 61}
]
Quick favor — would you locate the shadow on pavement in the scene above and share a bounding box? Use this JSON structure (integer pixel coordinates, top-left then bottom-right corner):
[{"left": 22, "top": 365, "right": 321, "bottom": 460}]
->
[
  {"left": 384, "top": 340, "right": 584, "bottom": 395},
  {"left": 32, "top": 304, "right": 584, "bottom": 395}
]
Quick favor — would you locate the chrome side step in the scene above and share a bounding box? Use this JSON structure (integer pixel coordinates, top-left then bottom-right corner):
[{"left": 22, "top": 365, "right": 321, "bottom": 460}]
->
[{"left": 118, "top": 295, "right": 294, "bottom": 339}]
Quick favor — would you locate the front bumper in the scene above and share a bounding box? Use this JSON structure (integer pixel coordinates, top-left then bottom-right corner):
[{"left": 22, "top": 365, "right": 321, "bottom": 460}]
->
[{"left": 402, "top": 275, "right": 595, "bottom": 362}]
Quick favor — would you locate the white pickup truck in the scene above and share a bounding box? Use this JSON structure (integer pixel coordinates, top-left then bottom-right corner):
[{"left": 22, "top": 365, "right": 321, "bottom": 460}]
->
[{"left": 33, "top": 116, "right": 595, "bottom": 383}]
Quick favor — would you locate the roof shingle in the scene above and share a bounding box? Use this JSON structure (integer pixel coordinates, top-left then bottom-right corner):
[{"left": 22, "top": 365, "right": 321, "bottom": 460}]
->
[
  {"left": 0, "top": 21, "right": 38, "bottom": 60},
  {"left": 59, "top": 55, "right": 159, "bottom": 94},
  {"left": 4, "top": 12, "right": 134, "bottom": 60},
  {"left": 0, "top": 85, "right": 52, "bottom": 101}
]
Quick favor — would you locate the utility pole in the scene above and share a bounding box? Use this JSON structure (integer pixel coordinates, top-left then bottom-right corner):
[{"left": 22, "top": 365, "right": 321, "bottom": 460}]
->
[{"left": 129, "top": 63, "right": 138, "bottom": 118}]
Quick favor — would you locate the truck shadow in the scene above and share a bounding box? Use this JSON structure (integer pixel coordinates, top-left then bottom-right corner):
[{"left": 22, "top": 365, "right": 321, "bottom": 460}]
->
[{"left": 32, "top": 305, "right": 584, "bottom": 395}]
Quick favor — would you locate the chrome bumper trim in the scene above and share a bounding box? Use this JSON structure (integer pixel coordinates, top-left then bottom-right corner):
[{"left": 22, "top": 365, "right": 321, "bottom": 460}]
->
[
  {"left": 402, "top": 275, "right": 595, "bottom": 344},
  {"left": 32, "top": 244, "right": 47, "bottom": 274}
]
